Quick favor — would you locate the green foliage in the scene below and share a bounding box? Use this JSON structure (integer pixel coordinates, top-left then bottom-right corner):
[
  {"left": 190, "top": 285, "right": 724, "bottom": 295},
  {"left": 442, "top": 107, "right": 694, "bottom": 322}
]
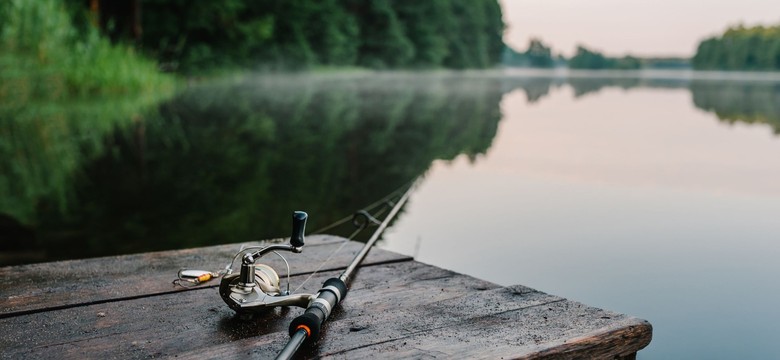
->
[
  {"left": 141, "top": 0, "right": 274, "bottom": 70},
  {"left": 351, "top": 0, "right": 415, "bottom": 68},
  {"left": 0, "top": 74, "right": 504, "bottom": 262},
  {"left": 0, "top": 0, "right": 174, "bottom": 99},
  {"left": 526, "top": 39, "right": 554, "bottom": 68},
  {"left": 310, "top": 1, "right": 360, "bottom": 65},
  {"left": 504, "top": 41, "right": 642, "bottom": 70},
  {"left": 568, "top": 45, "right": 641, "bottom": 70},
  {"left": 613, "top": 55, "right": 641, "bottom": 70},
  {"left": 138, "top": 0, "right": 505, "bottom": 71},
  {"left": 0, "top": 94, "right": 168, "bottom": 225},
  {"left": 444, "top": 0, "right": 490, "bottom": 69},
  {"left": 641, "top": 57, "right": 691, "bottom": 69},
  {"left": 482, "top": 0, "right": 506, "bottom": 65},
  {"left": 693, "top": 24, "right": 780, "bottom": 71},
  {"left": 503, "top": 39, "right": 555, "bottom": 68},
  {"left": 393, "top": 0, "right": 452, "bottom": 67},
  {"left": 691, "top": 81, "right": 780, "bottom": 133},
  {"left": 568, "top": 46, "right": 608, "bottom": 69}
]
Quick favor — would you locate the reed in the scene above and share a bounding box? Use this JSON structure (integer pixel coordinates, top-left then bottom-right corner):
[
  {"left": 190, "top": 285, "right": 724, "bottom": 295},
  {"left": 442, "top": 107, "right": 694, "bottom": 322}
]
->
[{"left": 0, "top": 0, "right": 175, "bottom": 101}]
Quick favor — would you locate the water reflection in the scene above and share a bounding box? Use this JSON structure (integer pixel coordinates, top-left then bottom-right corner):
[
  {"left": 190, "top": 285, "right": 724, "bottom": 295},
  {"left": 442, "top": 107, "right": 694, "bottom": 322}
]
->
[
  {"left": 504, "top": 74, "right": 780, "bottom": 133},
  {"left": 0, "top": 74, "right": 503, "bottom": 264},
  {"left": 2, "top": 72, "right": 780, "bottom": 265},
  {"left": 691, "top": 81, "right": 780, "bottom": 133},
  {"left": 0, "top": 95, "right": 165, "bottom": 263},
  {"left": 381, "top": 73, "right": 780, "bottom": 359}
]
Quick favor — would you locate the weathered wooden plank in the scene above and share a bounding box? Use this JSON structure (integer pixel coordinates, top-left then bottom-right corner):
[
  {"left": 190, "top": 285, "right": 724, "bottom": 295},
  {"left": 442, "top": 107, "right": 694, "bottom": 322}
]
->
[
  {"left": 521, "top": 317, "right": 652, "bottom": 360},
  {"left": 0, "top": 235, "right": 411, "bottom": 317},
  {"left": 315, "top": 295, "right": 651, "bottom": 359},
  {"left": 0, "top": 261, "right": 493, "bottom": 359},
  {"left": 0, "top": 260, "right": 651, "bottom": 359},
  {"left": 173, "top": 285, "right": 650, "bottom": 360}
]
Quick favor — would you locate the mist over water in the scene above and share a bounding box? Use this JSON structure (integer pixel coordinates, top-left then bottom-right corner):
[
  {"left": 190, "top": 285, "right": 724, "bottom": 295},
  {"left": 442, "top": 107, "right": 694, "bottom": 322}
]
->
[
  {"left": 0, "top": 73, "right": 503, "bottom": 263},
  {"left": 381, "top": 70, "right": 780, "bottom": 359},
  {"left": 2, "top": 71, "right": 780, "bottom": 358}
]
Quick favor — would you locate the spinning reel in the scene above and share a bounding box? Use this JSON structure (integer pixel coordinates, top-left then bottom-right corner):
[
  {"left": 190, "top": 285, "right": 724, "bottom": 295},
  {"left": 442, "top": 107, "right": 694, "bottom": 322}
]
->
[
  {"left": 189, "top": 181, "right": 416, "bottom": 360},
  {"left": 219, "top": 211, "right": 316, "bottom": 313}
]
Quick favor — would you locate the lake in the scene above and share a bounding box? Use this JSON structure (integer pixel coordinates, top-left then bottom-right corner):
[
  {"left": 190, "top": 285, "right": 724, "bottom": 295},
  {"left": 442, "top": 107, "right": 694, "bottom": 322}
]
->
[{"left": 2, "top": 70, "right": 779, "bottom": 358}]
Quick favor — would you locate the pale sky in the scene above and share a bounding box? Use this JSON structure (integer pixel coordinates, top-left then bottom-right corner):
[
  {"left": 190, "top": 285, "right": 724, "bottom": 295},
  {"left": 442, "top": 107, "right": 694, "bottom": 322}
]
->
[{"left": 500, "top": 0, "right": 780, "bottom": 57}]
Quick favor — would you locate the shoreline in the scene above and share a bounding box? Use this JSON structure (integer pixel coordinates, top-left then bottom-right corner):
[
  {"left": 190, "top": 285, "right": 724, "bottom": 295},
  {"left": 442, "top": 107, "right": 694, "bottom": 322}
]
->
[{"left": 499, "top": 67, "right": 780, "bottom": 82}]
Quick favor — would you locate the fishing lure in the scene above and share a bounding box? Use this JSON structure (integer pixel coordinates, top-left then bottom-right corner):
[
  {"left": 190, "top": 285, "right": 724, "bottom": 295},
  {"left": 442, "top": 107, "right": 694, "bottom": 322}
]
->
[{"left": 174, "top": 269, "right": 218, "bottom": 286}]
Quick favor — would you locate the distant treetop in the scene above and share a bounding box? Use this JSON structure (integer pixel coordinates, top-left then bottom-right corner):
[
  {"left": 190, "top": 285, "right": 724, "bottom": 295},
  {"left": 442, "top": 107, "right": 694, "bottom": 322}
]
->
[
  {"left": 693, "top": 24, "right": 780, "bottom": 71},
  {"left": 84, "top": 0, "right": 506, "bottom": 72}
]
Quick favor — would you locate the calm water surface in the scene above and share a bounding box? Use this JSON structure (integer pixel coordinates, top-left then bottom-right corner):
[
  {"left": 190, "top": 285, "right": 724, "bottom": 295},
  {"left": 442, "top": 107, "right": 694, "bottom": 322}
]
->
[
  {"left": 382, "top": 72, "right": 780, "bottom": 359},
  {"left": 2, "top": 71, "right": 779, "bottom": 358}
]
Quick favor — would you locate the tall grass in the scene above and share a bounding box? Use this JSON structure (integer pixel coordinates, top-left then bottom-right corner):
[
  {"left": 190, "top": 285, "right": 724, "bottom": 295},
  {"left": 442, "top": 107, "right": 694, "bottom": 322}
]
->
[
  {"left": 0, "top": 0, "right": 175, "bottom": 101},
  {"left": 0, "top": 0, "right": 176, "bottom": 224}
]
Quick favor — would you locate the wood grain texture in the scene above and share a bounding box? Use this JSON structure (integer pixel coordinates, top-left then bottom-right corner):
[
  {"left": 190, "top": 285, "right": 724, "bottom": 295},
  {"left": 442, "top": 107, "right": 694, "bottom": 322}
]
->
[
  {"left": 0, "top": 257, "right": 652, "bottom": 360},
  {"left": 0, "top": 261, "right": 493, "bottom": 359},
  {"left": 0, "top": 235, "right": 411, "bottom": 317}
]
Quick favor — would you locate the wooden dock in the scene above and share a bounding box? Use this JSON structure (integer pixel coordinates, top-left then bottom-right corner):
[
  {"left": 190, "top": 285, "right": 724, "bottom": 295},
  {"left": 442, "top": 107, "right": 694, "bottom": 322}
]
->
[{"left": 0, "top": 235, "right": 652, "bottom": 359}]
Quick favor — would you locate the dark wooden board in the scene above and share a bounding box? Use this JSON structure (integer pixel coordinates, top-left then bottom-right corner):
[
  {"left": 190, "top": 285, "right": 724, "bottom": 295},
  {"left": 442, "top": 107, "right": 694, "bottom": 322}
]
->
[
  {"left": 0, "top": 261, "right": 491, "bottom": 359},
  {"left": 0, "top": 235, "right": 411, "bottom": 317},
  {"left": 0, "top": 259, "right": 651, "bottom": 359},
  {"left": 173, "top": 284, "right": 651, "bottom": 360}
]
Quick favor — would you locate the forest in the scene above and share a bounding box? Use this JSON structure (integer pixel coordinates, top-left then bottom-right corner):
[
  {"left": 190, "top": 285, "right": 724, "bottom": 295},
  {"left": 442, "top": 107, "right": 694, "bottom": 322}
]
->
[
  {"left": 568, "top": 46, "right": 641, "bottom": 70},
  {"left": 504, "top": 25, "right": 780, "bottom": 72},
  {"left": 502, "top": 39, "right": 685, "bottom": 70},
  {"left": 502, "top": 39, "right": 559, "bottom": 68},
  {"left": 1, "top": 0, "right": 505, "bottom": 93},
  {"left": 693, "top": 25, "right": 780, "bottom": 71},
  {"left": 2, "top": 0, "right": 509, "bottom": 263},
  {"left": 92, "top": 0, "right": 505, "bottom": 72}
]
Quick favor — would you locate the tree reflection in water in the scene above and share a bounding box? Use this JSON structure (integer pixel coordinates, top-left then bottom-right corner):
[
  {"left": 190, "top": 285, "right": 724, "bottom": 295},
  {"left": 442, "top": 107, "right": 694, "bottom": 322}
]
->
[
  {"left": 0, "top": 73, "right": 503, "bottom": 263},
  {"left": 2, "top": 72, "right": 778, "bottom": 265}
]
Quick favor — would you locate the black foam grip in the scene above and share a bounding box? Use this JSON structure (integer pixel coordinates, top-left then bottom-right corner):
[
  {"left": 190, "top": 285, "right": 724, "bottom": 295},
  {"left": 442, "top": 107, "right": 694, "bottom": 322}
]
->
[
  {"left": 323, "top": 278, "right": 348, "bottom": 300},
  {"left": 289, "top": 309, "right": 324, "bottom": 341},
  {"left": 288, "top": 279, "right": 346, "bottom": 342}
]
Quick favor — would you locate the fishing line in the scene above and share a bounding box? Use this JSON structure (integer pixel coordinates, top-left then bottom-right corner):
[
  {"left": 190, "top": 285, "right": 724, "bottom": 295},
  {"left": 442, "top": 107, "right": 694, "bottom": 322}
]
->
[
  {"left": 172, "top": 180, "right": 415, "bottom": 288},
  {"left": 290, "top": 198, "right": 392, "bottom": 294},
  {"left": 170, "top": 177, "right": 419, "bottom": 360},
  {"left": 175, "top": 178, "right": 419, "bottom": 359},
  {"left": 276, "top": 179, "right": 418, "bottom": 360},
  {"left": 310, "top": 179, "right": 415, "bottom": 234}
]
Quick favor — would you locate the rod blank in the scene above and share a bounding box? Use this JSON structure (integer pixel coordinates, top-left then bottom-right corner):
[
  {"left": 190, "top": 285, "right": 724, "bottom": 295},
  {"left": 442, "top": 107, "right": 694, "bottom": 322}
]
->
[{"left": 275, "top": 181, "right": 417, "bottom": 360}]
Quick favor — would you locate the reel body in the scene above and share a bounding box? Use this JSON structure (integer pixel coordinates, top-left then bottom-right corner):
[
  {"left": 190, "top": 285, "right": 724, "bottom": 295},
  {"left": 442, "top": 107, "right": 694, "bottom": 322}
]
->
[
  {"left": 219, "top": 265, "right": 315, "bottom": 312},
  {"left": 220, "top": 211, "right": 315, "bottom": 313}
]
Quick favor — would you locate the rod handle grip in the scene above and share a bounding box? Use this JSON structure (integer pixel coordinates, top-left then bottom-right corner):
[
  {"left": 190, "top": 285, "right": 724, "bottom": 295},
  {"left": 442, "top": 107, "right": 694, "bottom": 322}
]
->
[{"left": 288, "top": 278, "right": 347, "bottom": 342}]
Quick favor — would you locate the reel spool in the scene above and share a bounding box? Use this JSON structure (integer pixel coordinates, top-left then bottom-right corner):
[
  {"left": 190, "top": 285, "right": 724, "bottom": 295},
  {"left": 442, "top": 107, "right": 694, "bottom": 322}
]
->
[
  {"left": 253, "top": 264, "right": 282, "bottom": 295},
  {"left": 220, "top": 211, "right": 316, "bottom": 313}
]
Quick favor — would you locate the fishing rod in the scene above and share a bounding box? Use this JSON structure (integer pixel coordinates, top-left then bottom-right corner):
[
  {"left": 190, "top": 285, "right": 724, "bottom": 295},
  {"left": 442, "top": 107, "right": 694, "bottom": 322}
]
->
[
  {"left": 208, "top": 181, "right": 416, "bottom": 358},
  {"left": 276, "top": 182, "right": 415, "bottom": 359}
]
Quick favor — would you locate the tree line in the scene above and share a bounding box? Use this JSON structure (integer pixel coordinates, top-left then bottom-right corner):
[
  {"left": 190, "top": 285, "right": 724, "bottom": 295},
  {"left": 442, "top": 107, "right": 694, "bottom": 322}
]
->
[
  {"left": 568, "top": 46, "right": 641, "bottom": 70},
  {"left": 693, "top": 24, "right": 780, "bottom": 71},
  {"left": 503, "top": 39, "right": 687, "bottom": 70},
  {"left": 80, "top": 0, "right": 504, "bottom": 72}
]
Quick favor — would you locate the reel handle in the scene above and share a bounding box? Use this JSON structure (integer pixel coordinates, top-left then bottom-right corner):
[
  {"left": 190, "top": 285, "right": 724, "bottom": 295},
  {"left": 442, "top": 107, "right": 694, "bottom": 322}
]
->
[{"left": 290, "top": 211, "right": 307, "bottom": 248}]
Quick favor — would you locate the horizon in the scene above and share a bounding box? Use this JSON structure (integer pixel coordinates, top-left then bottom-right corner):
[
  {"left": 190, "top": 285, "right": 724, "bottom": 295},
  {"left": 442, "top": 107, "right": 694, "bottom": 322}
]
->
[{"left": 500, "top": 0, "right": 780, "bottom": 58}]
